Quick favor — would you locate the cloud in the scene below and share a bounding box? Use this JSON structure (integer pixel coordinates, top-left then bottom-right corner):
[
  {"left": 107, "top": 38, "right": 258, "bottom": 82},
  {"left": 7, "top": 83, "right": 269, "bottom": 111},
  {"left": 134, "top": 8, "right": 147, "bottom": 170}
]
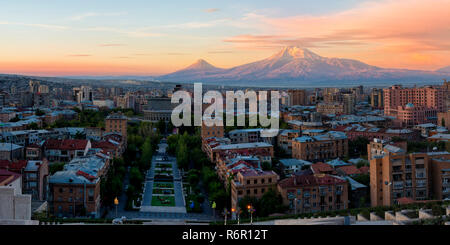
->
[
  {"left": 80, "top": 27, "right": 164, "bottom": 38},
  {"left": 204, "top": 8, "right": 220, "bottom": 13},
  {"left": 0, "top": 21, "right": 67, "bottom": 30},
  {"left": 225, "top": 0, "right": 450, "bottom": 51},
  {"left": 69, "top": 12, "right": 127, "bottom": 21}
]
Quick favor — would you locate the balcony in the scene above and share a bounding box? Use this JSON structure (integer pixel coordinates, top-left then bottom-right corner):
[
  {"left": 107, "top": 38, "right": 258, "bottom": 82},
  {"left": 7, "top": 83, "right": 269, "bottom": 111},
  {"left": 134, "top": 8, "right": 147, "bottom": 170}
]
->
[
  {"left": 335, "top": 190, "right": 342, "bottom": 195},
  {"left": 393, "top": 181, "right": 404, "bottom": 189},
  {"left": 303, "top": 193, "right": 311, "bottom": 198},
  {"left": 405, "top": 180, "right": 412, "bottom": 187}
]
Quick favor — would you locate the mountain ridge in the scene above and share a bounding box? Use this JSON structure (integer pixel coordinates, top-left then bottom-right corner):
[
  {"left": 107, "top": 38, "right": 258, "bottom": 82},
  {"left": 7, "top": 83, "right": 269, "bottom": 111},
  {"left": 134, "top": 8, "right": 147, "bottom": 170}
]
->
[{"left": 157, "top": 46, "right": 449, "bottom": 86}]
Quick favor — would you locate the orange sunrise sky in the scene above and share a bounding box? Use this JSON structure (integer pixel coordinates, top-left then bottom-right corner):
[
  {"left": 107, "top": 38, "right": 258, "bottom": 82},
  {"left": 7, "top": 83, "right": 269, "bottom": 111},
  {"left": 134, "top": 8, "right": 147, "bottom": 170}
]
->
[{"left": 0, "top": 0, "right": 449, "bottom": 76}]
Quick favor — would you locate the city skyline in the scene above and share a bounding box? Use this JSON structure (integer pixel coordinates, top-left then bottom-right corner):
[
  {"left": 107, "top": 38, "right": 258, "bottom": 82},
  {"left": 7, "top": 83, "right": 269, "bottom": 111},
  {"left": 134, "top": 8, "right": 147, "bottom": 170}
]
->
[{"left": 1, "top": 0, "right": 450, "bottom": 76}]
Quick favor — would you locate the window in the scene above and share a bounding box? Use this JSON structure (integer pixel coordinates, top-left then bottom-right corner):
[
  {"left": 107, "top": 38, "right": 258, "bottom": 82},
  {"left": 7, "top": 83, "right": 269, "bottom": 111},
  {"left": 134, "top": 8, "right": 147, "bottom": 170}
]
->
[
  {"left": 246, "top": 190, "right": 250, "bottom": 195},
  {"left": 59, "top": 188, "right": 64, "bottom": 193},
  {"left": 254, "top": 179, "right": 257, "bottom": 184},
  {"left": 254, "top": 189, "right": 258, "bottom": 194}
]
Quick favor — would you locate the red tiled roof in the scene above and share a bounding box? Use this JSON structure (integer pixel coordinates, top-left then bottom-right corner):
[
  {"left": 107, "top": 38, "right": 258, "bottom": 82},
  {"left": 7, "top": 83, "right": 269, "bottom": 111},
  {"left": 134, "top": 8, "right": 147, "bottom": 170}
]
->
[
  {"left": 44, "top": 139, "right": 88, "bottom": 150},
  {"left": 279, "top": 173, "right": 347, "bottom": 188},
  {"left": 311, "top": 162, "right": 335, "bottom": 174},
  {"left": 76, "top": 170, "right": 96, "bottom": 181},
  {"left": 359, "top": 166, "right": 369, "bottom": 174},
  {"left": 0, "top": 160, "right": 27, "bottom": 172},
  {"left": 91, "top": 141, "right": 116, "bottom": 150},
  {"left": 337, "top": 165, "right": 361, "bottom": 175},
  {"left": 0, "top": 169, "right": 21, "bottom": 186}
]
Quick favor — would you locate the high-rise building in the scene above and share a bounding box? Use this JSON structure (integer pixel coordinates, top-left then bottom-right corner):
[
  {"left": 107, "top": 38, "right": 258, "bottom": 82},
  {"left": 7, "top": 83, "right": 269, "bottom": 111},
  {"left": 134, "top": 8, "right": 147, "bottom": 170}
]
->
[
  {"left": 38, "top": 85, "right": 49, "bottom": 94},
  {"left": 29, "top": 80, "right": 40, "bottom": 93},
  {"left": 342, "top": 92, "right": 355, "bottom": 115},
  {"left": 287, "top": 89, "right": 307, "bottom": 106},
  {"left": 383, "top": 85, "right": 445, "bottom": 126},
  {"left": 74, "top": 86, "right": 94, "bottom": 103},
  {"left": 370, "top": 88, "right": 384, "bottom": 109}
]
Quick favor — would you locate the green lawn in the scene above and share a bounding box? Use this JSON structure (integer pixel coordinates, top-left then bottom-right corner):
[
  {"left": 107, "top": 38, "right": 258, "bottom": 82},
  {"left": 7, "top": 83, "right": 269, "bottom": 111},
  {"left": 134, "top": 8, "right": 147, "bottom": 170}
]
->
[
  {"left": 156, "top": 163, "right": 172, "bottom": 168},
  {"left": 151, "top": 196, "right": 175, "bottom": 206},
  {"left": 153, "top": 188, "right": 174, "bottom": 195},
  {"left": 153, "top": 182, "right": 174, "bottom": 188}
]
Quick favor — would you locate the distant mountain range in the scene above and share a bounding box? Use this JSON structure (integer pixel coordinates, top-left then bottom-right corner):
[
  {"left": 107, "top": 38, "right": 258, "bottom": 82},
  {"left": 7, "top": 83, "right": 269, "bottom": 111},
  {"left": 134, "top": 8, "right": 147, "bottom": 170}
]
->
[{"left": 157, "top": 46, "right": 450, "bottom": 87}]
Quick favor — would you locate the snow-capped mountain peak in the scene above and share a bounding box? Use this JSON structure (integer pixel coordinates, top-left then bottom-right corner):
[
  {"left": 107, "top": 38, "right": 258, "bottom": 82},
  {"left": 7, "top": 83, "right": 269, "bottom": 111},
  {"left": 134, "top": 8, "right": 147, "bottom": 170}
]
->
[{"left": 270, "top": 46, "right": 322, "bottom": 60}]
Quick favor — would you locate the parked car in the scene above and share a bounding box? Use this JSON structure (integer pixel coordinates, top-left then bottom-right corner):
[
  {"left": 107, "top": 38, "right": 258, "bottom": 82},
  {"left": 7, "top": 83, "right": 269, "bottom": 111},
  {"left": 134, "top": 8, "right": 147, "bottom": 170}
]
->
[{"left": 112, "top": 216, "right": 127, "bottom": 225}]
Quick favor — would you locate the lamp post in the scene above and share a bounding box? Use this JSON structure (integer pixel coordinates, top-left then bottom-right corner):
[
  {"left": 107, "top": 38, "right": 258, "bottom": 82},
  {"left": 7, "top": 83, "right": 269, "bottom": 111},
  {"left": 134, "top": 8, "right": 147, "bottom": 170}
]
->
[
  {"left": 294, "top": 197, "right": 297, "bottom": 215},
  {"left": 232, "top": 207, "right": 241, "bottom": 225},
  {"left": 247, "top": 204, "right": 255, "bottom": 225},
  {"left": 114, "top": 197, "right": 119, "bottom": 218},
  {"left": 211, "top": 201, "right": 216, "bottom": 222},
  {"left": 223, "top": 208, "right": 230, "bottom": 225}
]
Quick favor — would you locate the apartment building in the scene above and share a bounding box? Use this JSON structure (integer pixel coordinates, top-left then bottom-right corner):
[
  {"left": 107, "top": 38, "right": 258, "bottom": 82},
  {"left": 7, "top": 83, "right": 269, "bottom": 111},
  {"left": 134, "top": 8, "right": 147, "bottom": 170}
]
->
[
  {"left": 22, "top": 159, "right": 49, "bottom": 201},
  {"left": 277, "top": 129, "right": 301, "bottom": 155},
  {"left": 317, "top": 102, "right": 345, "bottom": 115},
  {"left": 277, "top": 173, "right": 348, "bottom": 214},
  {"left": 201, "top": 121, "right": 224, "bottom": 141},
  {"left": 287, "top": 89, "right": 307, "bottom": 106},
  {"left": 44, "top": 139, "right": 91, "bottom": 163},
  {"left": 292, "top": 131, "right": 348, "bottom": 162},
  {"left": 231, "top": 169, "right": 279, "bottom": 212},
  {"left": 49, "top": 155, "right": 108, "bottom": 218},
  {"left": 430, "top": 155, "right": 450, "bottom": 200},
  {"left": 105, "top": 112, "right": 127, "bottom": 139},
  {"left": 368, "top": 139, "right": 430, "bottom": 207},
  {"left": 383, "top": 85, "right": 445, "bottom": 126}
]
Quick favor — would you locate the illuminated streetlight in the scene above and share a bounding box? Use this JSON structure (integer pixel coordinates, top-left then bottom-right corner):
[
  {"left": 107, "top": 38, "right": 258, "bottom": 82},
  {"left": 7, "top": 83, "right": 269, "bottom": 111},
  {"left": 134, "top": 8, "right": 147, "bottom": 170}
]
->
[{"left": 114, "top": 197, "right": 119, "bottom": 217}]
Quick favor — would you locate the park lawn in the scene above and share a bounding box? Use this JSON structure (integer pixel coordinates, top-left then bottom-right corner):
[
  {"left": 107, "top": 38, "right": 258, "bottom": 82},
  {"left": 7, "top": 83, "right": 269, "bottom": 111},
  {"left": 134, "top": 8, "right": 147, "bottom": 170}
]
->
[
  {"left": 155, "top": 169, "right": 173, "bottom": 175},
  {"left": 153, "top": 188, "right": 174, "bottom": 195},
  {"left": 153, "top": 182, "right": 174, "bottom": 188},
  {"left": 151, "top": 195, "right": 175, "bottom": 206},
  {"left": 156, "top": 163, "right": 172, "bottom": 168}
]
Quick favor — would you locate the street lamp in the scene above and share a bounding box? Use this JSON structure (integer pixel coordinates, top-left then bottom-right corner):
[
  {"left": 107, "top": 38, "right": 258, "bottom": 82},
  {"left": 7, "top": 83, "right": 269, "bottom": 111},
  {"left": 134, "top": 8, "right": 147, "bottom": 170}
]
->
[
  {"left": 232, "top": 207, "right": 241, "bottom": 225},
  {"left": 294, "top": 197, "right": 297, "bottom": 215},
  {"left": 247, "top": 204, "right": 255, "bottom": 225},
  {"left": 223, "top": 208, "right": 230, "bottom": 225},
  {"left": 211, "top": 201, "right": 217, "bottom": 222},
  {"left": 114, "top": 197, "right": 119, "bottom": 217}
]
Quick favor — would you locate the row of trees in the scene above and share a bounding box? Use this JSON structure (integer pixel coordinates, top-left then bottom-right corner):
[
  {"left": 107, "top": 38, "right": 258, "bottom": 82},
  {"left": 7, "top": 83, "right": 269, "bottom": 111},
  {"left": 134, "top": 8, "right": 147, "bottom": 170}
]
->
[
  {"left": 124, "top": 121, "right": 161, "bottom": 209},
  {"left": 100, "top": 158, "right": 126, "bottom": 207}
]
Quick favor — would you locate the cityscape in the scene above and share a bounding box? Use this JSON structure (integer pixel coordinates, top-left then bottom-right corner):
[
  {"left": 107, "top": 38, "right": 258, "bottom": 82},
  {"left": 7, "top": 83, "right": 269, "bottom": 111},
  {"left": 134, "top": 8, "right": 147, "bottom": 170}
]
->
[{"left": 0, "top": 0, "right": 450, "bottom": 237}]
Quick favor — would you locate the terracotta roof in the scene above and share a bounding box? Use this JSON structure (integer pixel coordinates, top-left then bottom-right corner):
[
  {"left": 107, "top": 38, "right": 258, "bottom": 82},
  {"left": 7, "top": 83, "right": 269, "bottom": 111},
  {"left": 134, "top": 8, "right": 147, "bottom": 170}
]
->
[
  {"left": 278, "top": 173, "right": 347, "bottom": 188},
  {"left": 91, "top": 141, "right": 116, "bottom": 150},
  {"left": 0, "top": 160, "right": 28, "bottom": 172},
  {"left": 44, "top": 139, "right": 88, "bottom": 150},
  {"left": 311, "top": 162, "right": 335, "bottom": 174},
  {"left": 359, "top": 166, "right": 369, "bottom": 174},
  {"left": 0, "top": 169, "right": 21, "bottom": 186},
  {"left": 337, "top": 165, "right": 361, "bottom": 175}
]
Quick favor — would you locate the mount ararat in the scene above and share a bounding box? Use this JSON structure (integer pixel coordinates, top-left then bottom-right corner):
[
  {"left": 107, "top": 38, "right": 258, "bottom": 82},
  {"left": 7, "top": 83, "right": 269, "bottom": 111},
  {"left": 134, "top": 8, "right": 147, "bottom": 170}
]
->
[{"left": 157, "top": 46, "right": 449, "bottom": 87}]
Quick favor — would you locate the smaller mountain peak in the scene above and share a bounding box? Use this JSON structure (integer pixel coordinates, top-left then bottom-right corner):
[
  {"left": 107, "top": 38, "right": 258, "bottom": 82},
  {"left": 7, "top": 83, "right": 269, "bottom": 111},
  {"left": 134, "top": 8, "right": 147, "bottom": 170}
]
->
[{"left": 186, "top": 59, "right": 216, "bottom": 70}]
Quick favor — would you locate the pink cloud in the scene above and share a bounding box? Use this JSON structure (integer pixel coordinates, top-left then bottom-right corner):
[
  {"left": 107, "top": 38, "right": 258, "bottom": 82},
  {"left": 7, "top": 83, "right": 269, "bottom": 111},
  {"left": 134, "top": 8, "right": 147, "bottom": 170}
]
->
[{"left": 225, "top": 0, "right": 450, "bottom": 69}]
